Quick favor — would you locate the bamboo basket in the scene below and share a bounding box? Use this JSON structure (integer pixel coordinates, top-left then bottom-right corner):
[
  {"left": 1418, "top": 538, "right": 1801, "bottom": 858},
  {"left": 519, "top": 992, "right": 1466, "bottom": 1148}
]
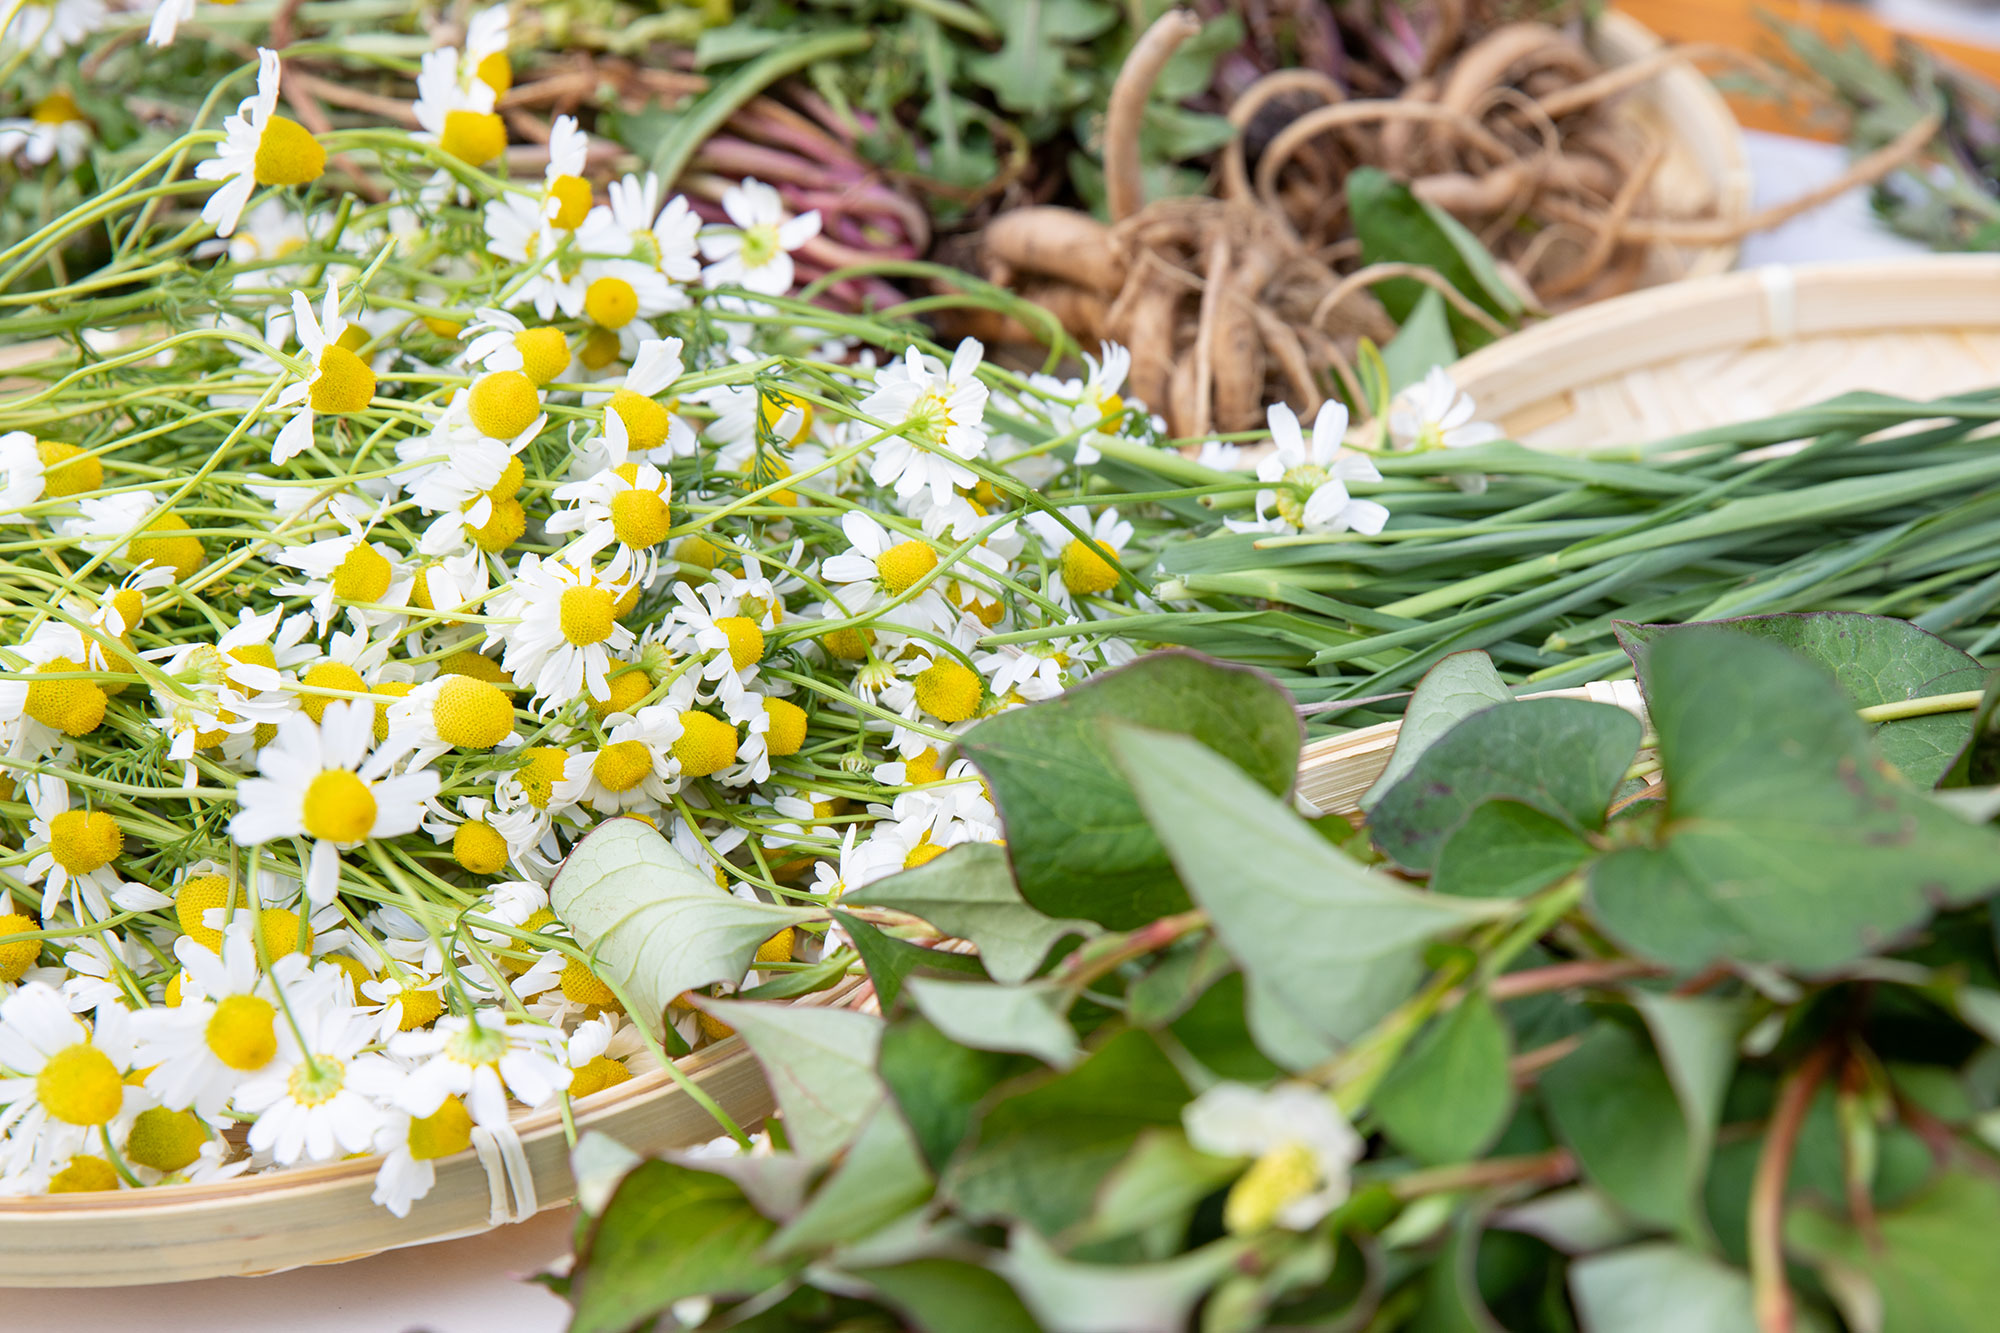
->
[
  {"left": 0, "top": 981, "right": 859, "bottom": 1287},
  {"left": 1589, "top": 10, "right": 1752, "bottom": 287},
  {"left": 1297, "top": 255, "right": 2000, "bottom": 809}
]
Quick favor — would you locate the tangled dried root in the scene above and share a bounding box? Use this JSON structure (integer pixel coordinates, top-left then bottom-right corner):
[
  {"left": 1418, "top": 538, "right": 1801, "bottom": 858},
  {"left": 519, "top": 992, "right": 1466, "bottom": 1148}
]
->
[{"left": 973, "top": 8, "right": 1935, "bottom": 438}]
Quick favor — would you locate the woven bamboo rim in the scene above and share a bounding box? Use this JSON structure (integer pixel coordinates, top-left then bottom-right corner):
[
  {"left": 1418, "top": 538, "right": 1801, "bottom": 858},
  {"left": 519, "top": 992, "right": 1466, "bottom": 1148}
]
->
[
  {"left": 1446, "top": 256, "right": 2000, "bottom": 451},
  {"left": 0, "top": 979, "right": 861, "bottom": 1287},
  {"left": 1589, "top": 11, "right": 1751, "bottom": 287}
]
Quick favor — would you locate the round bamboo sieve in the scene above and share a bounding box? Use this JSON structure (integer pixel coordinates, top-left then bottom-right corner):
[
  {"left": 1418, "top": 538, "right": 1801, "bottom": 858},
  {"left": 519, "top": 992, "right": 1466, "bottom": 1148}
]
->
[{"left": 0, "top": 980, "right": 861, "bottom": 1286}]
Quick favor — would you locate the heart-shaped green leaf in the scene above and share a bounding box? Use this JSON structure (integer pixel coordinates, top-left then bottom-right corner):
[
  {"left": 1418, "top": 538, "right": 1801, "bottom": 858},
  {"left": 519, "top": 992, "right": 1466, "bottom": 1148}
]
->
[
  {"left": 1589, "top": 629, "right": 2000, "bottom": 973},
  {"left": 1431, "top": 798, "right": 1596, "bottom": 898},
  {"left": 1361, "top": 649, "right": 1514, "bottom": 810}
]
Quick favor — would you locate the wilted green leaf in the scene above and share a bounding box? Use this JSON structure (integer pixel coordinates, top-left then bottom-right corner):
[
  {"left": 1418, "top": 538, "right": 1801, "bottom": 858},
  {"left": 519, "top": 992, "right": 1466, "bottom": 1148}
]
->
[
  {"left": 837, "top": 910, "right": 986, "bottom": 1011},
  {"left": 1361, "top": 650, "right": 1514, "bottom": 810},
  {"left": 1373, "top": 991, "right": 1514, "bottom": 1165},
  {"left": 847, "top": 841, "right": 1092, "bottom": 983},
  {"left": 766, "top": 1107, "right": 932, "bottom": 1258},
  {"left": 1568, "top": 1243, "right": 1761, "bottom": 1333},
  {"left": 852, "top": 1257, "right": 1043, "bottom": 1333},
  {"left": 960, "top": 652, "right": 1300, "bottom": 929},
  {"left": 1370, "top": 699, "right": 1640, "bottom": 874},
  {"left": 1590, "top": 630, "right": 2000, "bottom": 972},
  {"left": 1112, "top": 726, "right": 1500, "bottom": 1056},
  {"left": 945, "top": 1027, "right": 1188, "bottom": 1236},
  {"left": 550, "top": 818, "right": 823, "bottom": 1037},
  {"left": 1788, "top": 1169, "right": 2000, "bottom": 1333},
  {"left": 998, "top": 1225, "right": 1250, "bottom": 1333},
  {"left": 1431, "top": 798, "right": 1595, "bottom": 898},
  {"left": 1617, "top": 612, "right": 1985, "bottom": 786},
  {"left": 1540, "top": 1023, "right": 1697, "bottom": 1233},
  {"left": 905, "top": 977, "right": 1080, "bottom": 1068},
  {"left": 569, "top": 1159, "right": 798, "bottom": 1333},
  {"left": 700, "top": 999, "right": 883, "bottom": 1168}
]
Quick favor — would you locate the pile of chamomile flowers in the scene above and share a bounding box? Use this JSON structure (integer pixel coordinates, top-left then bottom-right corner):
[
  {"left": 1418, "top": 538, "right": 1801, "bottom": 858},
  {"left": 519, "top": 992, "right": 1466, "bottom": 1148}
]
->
[{"left": 0, "top": 4, "right": 1210, "bottom": 1212}]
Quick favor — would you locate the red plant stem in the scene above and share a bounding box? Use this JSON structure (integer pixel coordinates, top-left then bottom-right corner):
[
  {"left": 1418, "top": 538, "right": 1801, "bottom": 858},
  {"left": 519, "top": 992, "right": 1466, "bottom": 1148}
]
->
[
  {"left": 1487, "top": 958, "right": 1663, "bottom": 1000},
  {"left": 1751, "top": 1043, "right": 1839, "bottom": 1333}
]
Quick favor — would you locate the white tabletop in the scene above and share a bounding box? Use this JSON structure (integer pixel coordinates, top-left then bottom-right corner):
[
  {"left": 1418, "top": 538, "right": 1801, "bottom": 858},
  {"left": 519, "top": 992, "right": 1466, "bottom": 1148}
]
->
[{"left": 5, "top": 129, "right": 1954, "bottom": 1333}]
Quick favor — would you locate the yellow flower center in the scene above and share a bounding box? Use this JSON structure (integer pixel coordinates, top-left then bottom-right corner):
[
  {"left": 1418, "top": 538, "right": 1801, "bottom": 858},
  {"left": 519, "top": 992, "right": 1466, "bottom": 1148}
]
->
[
  {"left": 174, "top": 875, "right": 241, "bottom": 951},
  {"left": 324, "top": 952, "right": 372, "bottom": 994},
  {"left": 48, "top": 1157, "right": 119, "bottom": 1193},
  {"left": 515, "top": 747, "right": 570, "bottom": 810},
  {"left": 205, "top": 994, "right": 278, "bottom": 1072},
  {"left": 547, "top": 174, "right": 593, "bottom": 230},
  {"left": 875, "top": 540, "right": 936, "bottom": 595},
  {"left": 487, "top": 456, "right": 525, "bottom": 504},
  {"left": 408, "top": 1094, "right": 474, "bottom": 1159},
  {"left": 252, "top": 115, "right": 326, "bottom": 186},
  {"left": 127, "top": 513, "right": 204, "bottom": 580},
  {"left": 286, "top": 1053, "right": 346, "bottom": 1108},
  {"left": 35, "top": 440, "right": 101, "bottom": 497},
  {"left": 1093, "top": 391, "right": 1126, "bottom": 424},
  {"left": 1061, "top": 537, "right": 1121, "bottom": 596},
  {"left": 559, "top": 958, "right": 621, "bottom": 1009},
  {"left": 676, "top": 534, "right": 723, "bottom": 571},
  {"left": 1224, "top": 1141, "right": 1320, "bottom": 1235},
  {"left": 309, "top": 343, "right": 377, "bottom": 415},
  {"left": 589, "top": 665, "right": 652, "bottom": 718},
  {"left": 467, "top": 370, "right": 541, "bottom": 441},
  {"left": 31, "top": 91, "right": 83, "bottom": 125},
  {"left": 591, "top": 740, "right": 652, "bottom": 793},
  {"left": 258, "top": 907, "right": 312, "bottom": 962},
  {"left": 423, "top": 317, "right": 463, "bottom": 339},
  {"left": 514, "top": 327, "right": 570, "bottom": 386},
  {"left": 470, "top": 496, "right": 526, "bottom": 552},
  {"left": 559, "top": 584, "right": 616, "bottom": 646},
  {"left": 904, "top": 838, "right": 946, "bottom": 869},
  {"left": 0, "top": 913, "right": 40, "bottom": 982},
  {"left": 47, "top": 808, "right": 122, "bottom": 875},
  {"left": 568, "top": 1055, "right": 631, "bottom": 1099},
  {"left": 580, "top": 325, "right": 621, "bottom": 370},
  {"left": 126, "top": 1107, "right": 207, "bottom": 1172},
  {"left": 452, "top": 819, "right": 510, "bottom": 875},
  {"left": 610, "top": 487, "right": 670, "bottom": 551},
  {"left": 38, "top": 1043, "right": 122, "bottom": 1126},
  {"left": 392, "top": 982, "right": 444, "bottom": 1032},
  {"left": 584, "top": 277, "right": 638, "bottom": 330},
  {"left": 439, "top": 650, "right": 513, "bottom": 687},
  {"left": 24, "top": 656, "right": 106, "bottom": 737},
  {"left": 609, "top": 389, "right": 670, "bottom": 453},
  {"left": 672, "top": 711, "right": 738, "bottom": 778},
  {"left": 229, "top": 643, "right": 277, "bottom": 679},
  {"left": 301, "top": 768, "right": 376, "bottom": 843},
  {"left": 331, "top": 541, "right": 393, "bottom": 604},
  {"left": 914, "top": 660, "right": 982, "bottom": 723},
  {"left": 372, "top": 680, "right": 413, "bottom": 743},
  {"left": 439, "top": 109, "right": 506, "bottom": 166},
  {"left": 108, "top": 587, "right": 146, "bottom": 635},
  {"left": 763, "top": 697, "right": 807, "bottom": 757},
  {"left": 714, "top": 616, "right": 764, "bottom": 670},
  {"left": 432, "top": 675, "right": 514, "bottom": 750},
  {"left": 821, "top": 626, "right": 873, "bottom": 661},
  {"left": 164, "top": 972, "right": 187, "bottom": 1006},
  {"left": 759, "top": 390, "right": 815, "bottom": 444},
  {"left": 475, "top": 51, "right": 513, "bottom": 95},
  {"left": 298, "top": 660, "right": 365, "bottom": 724}
]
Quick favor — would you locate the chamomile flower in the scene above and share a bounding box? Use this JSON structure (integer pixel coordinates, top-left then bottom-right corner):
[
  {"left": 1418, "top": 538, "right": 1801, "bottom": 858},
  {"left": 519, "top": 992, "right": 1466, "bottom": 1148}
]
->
[
  {"left": 274, "top": 526, "right": 411, "bottom": 632},
  {"left": 0, "top": 430, "right": 102, "bottom": 521},
  {"left": 486, "top": 556, "right": 637, "bottom": 709},
  {"left": 1243, "top": 402, "right": 1389, "bottom": 537},
  {"left": 3, "top": 0, "right": 105, "bottom": 58},
  {"left": 546, "top": 460, "right": 673, "bottom": 583},
  {"left": 1183, "top": 1082, "right": 1363, "bottom": 1234},
  {"left": 22, "top": 776, "right": 166, "bottom": 924},
  {"left": 391, "top": 1010, "right": 571, "bottom": 1130},
  {"left": 0, "top": 91, "right": 92, "bottom": 169},
  {"left": 230, "top": 701, "right": 441, "bottom": 907},
  {"left": 54, "top": 491, "right": 204, "bottom": 581},
  {"left": 579, "top": 257, "right": 680, "bottom": 357},
  {"left": 1032, "top": 341, "right": 1139, "bottom": 466},
  {"left": 234, "top": 996, "right": 402, "bottom": 1165},
  {"left": 0, "top": 983, "right": 141, "bottom": 1179},
  {"left": 860, "top": 339, "right": 991, "bottom": 505},
  {"left": 413, "top": 44, "right": 504, "bottom": 168},
  {"left": 557, "top": 703, "right": 687, "bottom": 815},
  {"left": 1387, "top": 367, "right": 1503, "bottom": 453},
  {"left": 462, "top": 308, "right": 572, "bottom": 385},
  {"left": 698, "top": 179, "right": 820, "bottom": 296},
  {"left": 133, "top": 924, "right": 307, "bottom": 1119},
  {"left": 579, "top": 173, "right": 702, "bottom": 284},
  {"left": 371, "top": 1094, "right": 474, "bottom": 1217},
  {"left": 195, "top": 50, "right": 325, "bottom": 237},
  {"left": 384, "top": 673, "right": 521, "bottom": 769},
  {"left": 1027, "top": 506, "right": 1132, "bottom": 603},
  {"left": 271, "top": 278, "right": 377, "bottom": 464}
]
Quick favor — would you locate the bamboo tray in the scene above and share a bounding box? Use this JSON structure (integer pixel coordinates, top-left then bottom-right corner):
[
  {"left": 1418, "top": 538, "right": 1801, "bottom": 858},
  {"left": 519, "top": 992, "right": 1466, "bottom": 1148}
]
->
[
  {"left": 1590, "top": 10, "right": 1752, "bottom": 289},
  {"left": 0, "top": 982, "right": 858, "bottom": 1287},
  {"left": 1449, "top": 257, "right": 2000, "bottom": 452}
]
